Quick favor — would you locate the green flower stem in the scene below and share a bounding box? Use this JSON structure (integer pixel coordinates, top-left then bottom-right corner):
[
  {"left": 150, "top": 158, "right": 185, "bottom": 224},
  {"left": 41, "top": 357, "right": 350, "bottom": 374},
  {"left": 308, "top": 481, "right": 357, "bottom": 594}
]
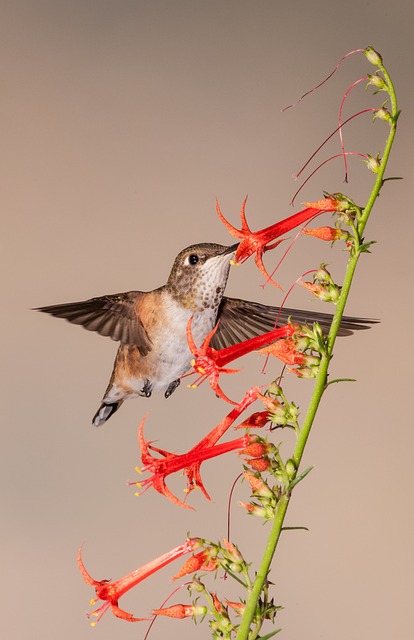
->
[
  {"left": 236, "top": 55, "right": 398, "bottom": 640},
  {"left": 236, "top": 494, "right": 289, "bottom": 640}
]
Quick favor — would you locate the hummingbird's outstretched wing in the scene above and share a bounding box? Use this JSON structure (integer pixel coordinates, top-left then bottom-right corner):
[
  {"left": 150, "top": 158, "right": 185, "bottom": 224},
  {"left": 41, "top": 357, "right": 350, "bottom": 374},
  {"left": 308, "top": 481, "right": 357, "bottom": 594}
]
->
[
  {"left": 211, "top": 296, "right": 377, "bottom": 350},
  {"left": 35, "top": 292, "right": 153, "bottom": 355}
]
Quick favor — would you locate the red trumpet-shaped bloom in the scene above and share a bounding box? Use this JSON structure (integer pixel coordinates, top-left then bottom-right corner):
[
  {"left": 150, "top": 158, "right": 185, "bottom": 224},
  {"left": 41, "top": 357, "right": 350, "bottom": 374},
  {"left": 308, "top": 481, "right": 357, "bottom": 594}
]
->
[
  {"left": 136, "top": 421, "right": 252, "bottom": 509},
  {"left": 186, "top": 316, "right": 297, "bottom": 404},
  {"left": 216, "top": 196, "right": 342, "bottom": 287},
  {"left": 133, "top": 388, "right": 260, "bottom": 508},
  {"left": 78, "top": 538, "right": 201, "bottom": 624}
]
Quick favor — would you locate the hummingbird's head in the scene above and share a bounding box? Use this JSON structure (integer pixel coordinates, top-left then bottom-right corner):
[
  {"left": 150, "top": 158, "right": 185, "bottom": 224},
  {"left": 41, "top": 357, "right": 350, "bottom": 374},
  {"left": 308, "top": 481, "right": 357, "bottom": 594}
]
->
[{"left": 167, "top": 242, "right": 238, "bottom": 311}]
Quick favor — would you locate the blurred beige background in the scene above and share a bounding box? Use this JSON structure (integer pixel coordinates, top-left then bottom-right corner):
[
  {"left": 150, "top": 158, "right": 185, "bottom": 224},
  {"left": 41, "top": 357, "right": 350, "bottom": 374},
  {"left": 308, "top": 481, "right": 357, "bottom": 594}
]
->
[{"left": 2, "top": 1, "right": 413, "bottom": 639}]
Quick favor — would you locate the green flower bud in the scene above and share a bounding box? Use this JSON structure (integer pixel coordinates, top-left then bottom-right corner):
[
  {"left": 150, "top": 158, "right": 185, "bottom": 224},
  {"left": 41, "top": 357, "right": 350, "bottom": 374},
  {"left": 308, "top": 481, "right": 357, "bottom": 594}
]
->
[
  {"left": 365, "top": 47, "right": 383, "bottom": 66},
  {"left": 285, "top": 459, "right": 296, "bottom": 479},
  {"left": 365, "top": 154, "right": 382, "bottom": 174},
  {"left": 374, "top": 107, "right": 392, "bottom": 123},
  {"left": 367, "top": 73, "right": 386, "bottom": 90}
]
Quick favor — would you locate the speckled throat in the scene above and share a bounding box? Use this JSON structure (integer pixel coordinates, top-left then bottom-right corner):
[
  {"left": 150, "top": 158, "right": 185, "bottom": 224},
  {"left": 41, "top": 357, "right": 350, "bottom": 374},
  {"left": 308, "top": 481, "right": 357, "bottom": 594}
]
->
[{"left": 166, "top": 242, "right": 237, "bottom": 312}]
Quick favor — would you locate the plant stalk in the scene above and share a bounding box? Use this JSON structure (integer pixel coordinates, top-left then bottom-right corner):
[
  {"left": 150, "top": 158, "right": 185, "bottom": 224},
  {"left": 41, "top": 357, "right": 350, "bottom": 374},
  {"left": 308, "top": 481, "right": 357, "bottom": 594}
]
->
[{"left": 236, "top": 54, "right": 398, "bottom": 640}]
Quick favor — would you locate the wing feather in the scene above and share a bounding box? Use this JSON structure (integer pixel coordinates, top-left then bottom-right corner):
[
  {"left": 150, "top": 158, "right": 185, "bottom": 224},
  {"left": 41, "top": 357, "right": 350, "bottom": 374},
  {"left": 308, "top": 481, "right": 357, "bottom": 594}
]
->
[
  {"left": 35, "top": 291, "right": 152, "bottom": 355},
  {"left": 211, "top": 296, "right": 377, "bottom": 349}
]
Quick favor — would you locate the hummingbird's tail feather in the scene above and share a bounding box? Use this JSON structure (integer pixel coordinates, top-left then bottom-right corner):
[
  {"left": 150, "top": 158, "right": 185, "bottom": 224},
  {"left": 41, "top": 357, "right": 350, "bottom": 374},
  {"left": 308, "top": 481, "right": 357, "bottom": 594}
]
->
[{"left": 92, "top": 400, "right": 124, "bottom": 427}]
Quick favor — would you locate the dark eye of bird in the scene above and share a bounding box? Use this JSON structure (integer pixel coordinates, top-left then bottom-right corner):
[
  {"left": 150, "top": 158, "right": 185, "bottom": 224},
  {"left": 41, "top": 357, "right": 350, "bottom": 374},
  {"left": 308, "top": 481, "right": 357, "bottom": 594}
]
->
[{"left": 188, "top": 254, "right": 199, "bottom": 265}]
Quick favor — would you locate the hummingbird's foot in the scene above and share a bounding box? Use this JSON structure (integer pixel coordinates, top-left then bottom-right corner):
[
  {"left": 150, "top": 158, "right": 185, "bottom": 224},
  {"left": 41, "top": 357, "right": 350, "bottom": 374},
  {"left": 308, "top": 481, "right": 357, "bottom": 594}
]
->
[
  {"left": 165, "top": 379, "right": 181, "bottom": 398},
  {"left": 141, "top": 379, "right": 153, "bottom": 398}
]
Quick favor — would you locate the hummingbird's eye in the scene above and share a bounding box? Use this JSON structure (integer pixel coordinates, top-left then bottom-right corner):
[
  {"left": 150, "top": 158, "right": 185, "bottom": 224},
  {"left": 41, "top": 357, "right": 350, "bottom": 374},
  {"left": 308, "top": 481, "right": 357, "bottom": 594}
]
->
[{"left": 188, "top": 254, "right": 199, "bottom": 265}]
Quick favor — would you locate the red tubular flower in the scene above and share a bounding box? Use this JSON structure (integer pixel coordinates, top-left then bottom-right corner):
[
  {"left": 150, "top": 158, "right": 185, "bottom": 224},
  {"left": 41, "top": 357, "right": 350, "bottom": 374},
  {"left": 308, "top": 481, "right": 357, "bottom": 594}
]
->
[
  {"left": 173, "top": 550, "right": 218, "bottom": 579},
  {"left": 225, "top": 599, "right": 246, "bottom": 615},
  {"left": 260, "top": 338, "right": 307, "bottom": 366},
  {"left": 302, "top": 226, "right": 345, "bottom": 241},
  {"left": 211, "top": 592, "right": 227, "bottom": 615},
  {"left": 136, "top": 420, "right": 254, "bottom": 509},
  {"left": 78, "top": 538, "right": 201, "bottom": 625},
  {"left": 234, "top": 411, "right": 270, "bottom": 429},
  {"left": 133, "top": 389, "right": 259, "bottom": 508},
  {"left": 216, "top": 196, "right": 341, "bottom": 286},
  {"left": 186, "top": 316, "right": 297, "bottom": 403},
  {"left": 243, "top": 471, "right": 273, "bottom": 499},
  {"left": 152, "top": 604, "right": 207, "bottom": 619}
]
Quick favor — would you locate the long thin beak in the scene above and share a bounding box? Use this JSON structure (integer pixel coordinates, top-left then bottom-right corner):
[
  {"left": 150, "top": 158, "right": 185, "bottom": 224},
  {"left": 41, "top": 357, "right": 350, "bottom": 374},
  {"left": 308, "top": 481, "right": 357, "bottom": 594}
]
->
[{"left": 219, "top": 243, "right": 240, "bottom": 255}]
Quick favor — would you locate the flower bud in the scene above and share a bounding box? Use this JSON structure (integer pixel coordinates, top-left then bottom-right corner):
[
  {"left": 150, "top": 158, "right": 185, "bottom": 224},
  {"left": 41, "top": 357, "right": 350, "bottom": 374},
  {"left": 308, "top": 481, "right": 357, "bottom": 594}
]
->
[
  {"left": 373, "top": 107, "right": 392, "bottom": 123},
  {"left": 293, "top": 334, "right": 311, "bottom": 351},
  {"left": 190, "top": 578, "right": 205, "bottom": 592},
  {"left": 153, "top": 604, "right": 207, "bottom": 619},
  {"left": 300, "top": 281, "right": 341, "bottom": 303},
  {"left": 248, "top": 457, "right": 271, "bottom": 472},
  {"left": 225, "top": 600, "right": 245, "bottom": 615},
  {"left": 211, "top": 592, "right": 226, "bottom": 614},
  {"left": 239, "top": 441, "right": 270, "bottom": 458},
  {"left": 285, "top": 459, "right": 296, "bottom": 479},
  {"left": 365, "top": 47, "right": 383, "bottom": 66},
  {"left": 367, "top": 73, "right": 386, "bottom": 90},
  {"left": 173, "top": 550, "right": 217, "bottom": 580},
  {"left": 267, "top": 382, "right": 283, "bottom": 396},
  {"left": 269, "top": 402, "right": 294, "bottom": 427},
  {"left": 365, "top": 153, "right": 382, "bottom": 174},
  {"left": 221, "top": 538, "right": 243, "bottom": 563},
  {"left": 314, "top": 265, "right": 331, "bottom": 282},
  {"left": 302, "top": 226, "right": 348, "bottom": 242},
  {"left": 243, "top": 471, "right": 273, "bottom": 498},
  {"left": 235, "top": 411, "right": 269, "bottom": 429},
  {"left": 290, "top": 364, "right": 319, "bottom": 378},
  {"left": 239, "top": 501, "right": 268, "bottom": 518}
]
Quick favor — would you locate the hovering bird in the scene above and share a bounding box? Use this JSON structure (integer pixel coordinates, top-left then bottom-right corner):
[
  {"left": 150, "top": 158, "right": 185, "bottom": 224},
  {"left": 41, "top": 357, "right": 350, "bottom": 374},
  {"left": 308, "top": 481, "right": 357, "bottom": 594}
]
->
[{"left": 36, "top": 242, "right": 373, "bottom": 426}]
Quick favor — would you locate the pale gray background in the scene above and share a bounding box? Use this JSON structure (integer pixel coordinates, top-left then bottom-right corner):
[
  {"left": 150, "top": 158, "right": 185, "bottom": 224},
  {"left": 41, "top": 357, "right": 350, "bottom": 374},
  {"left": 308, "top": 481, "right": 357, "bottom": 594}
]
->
[{"left": 2, "top": 1, "right": 413, "bottom": 639}]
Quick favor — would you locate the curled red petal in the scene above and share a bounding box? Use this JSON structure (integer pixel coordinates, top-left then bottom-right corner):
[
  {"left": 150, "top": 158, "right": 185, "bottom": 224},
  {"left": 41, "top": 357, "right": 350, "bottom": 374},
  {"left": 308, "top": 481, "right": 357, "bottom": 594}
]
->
[
  {"left": 78, "top": 547, "right": 100, "bottom": 586},
  {"left": 254, "top": 248, "right": 282, "bottom": 289},
  {"left": 216, "top": 198, "right": 246, "bottom": 238},
  {"left": 185, "top": 316, "right": 198, "bottom": 354},
  {"left": 238, "top": 195, "right": 251, "bottom": 233},
  {"left": 110, "top": 602, "right": 149, "bottom": 622}
]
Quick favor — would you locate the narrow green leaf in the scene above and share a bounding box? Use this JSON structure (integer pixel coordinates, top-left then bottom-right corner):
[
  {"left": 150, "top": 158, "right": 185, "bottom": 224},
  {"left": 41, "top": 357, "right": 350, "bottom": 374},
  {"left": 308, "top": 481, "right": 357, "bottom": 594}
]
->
[
  {"left": 257, "top": 629, "right": 282, "bottom": 639},
  {"left": 327, "top": 377, "right": 356, "bottom": 386},
  {"left": 288, "top": 466, "right": 314, "bottom": 490}
]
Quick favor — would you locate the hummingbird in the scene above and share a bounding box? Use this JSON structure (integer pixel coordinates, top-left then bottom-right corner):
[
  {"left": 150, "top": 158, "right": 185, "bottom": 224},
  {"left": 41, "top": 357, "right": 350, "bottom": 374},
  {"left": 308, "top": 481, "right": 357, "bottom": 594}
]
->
[{"left": 36, "top": 242, "right": 373, "bottom": 426}]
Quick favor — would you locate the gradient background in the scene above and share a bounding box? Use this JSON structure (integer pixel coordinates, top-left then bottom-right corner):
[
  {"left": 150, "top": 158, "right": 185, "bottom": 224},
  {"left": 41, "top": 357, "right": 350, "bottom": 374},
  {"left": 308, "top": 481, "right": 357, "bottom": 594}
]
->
[{"left": 2, "top": 2, "right": 413, "bottom": 639}]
